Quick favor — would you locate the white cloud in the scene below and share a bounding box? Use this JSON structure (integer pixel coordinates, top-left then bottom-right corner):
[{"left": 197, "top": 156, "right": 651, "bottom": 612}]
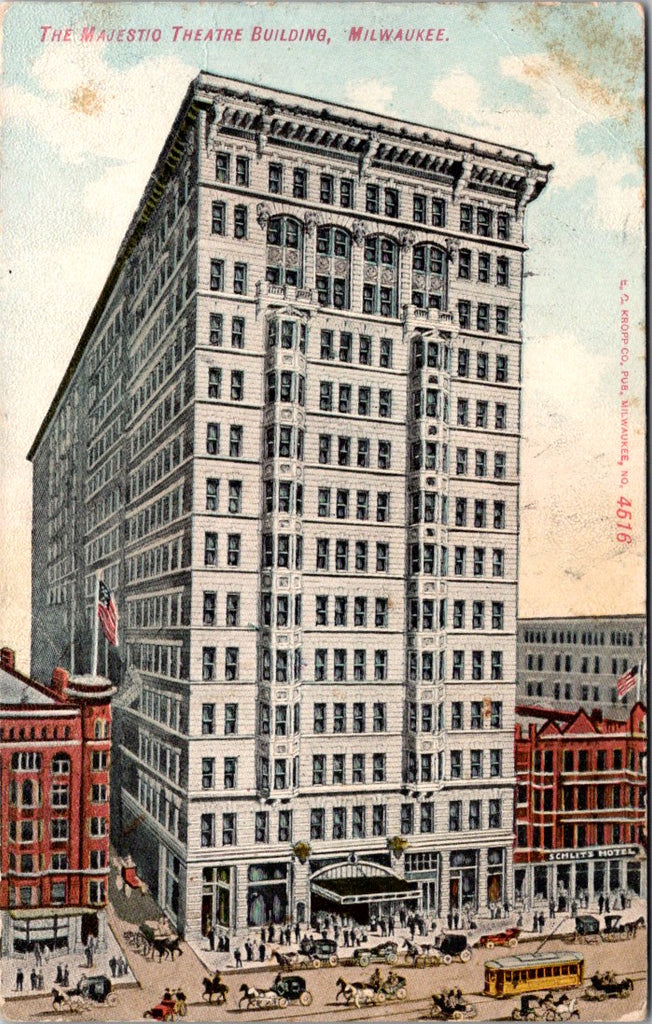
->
[
  {"left": 430, "top": 55, "right": 643, "bottom": 235},
  {"left": 4, "top": 45, "right": 198, "bottom": 233},
  {"left": 344, "top": 78, "right": 394, "bottom": 114}
]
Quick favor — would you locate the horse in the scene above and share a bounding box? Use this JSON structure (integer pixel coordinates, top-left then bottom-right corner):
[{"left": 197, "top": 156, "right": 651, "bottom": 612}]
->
[
  {"left": 151, "top": 936, "right": 183, "bottom": 960},
  {"left": 238, "top": 983, "right": 270, "bottom": 1009},
  {"left": 202, "top": 976, "right": 229, "bottom": 1003},
  {"left": 51, "top": 985, "right": 85, "bottom": 1013},
  {"left": 334, "top": 976, "right": 381, "bottom": 1008}
]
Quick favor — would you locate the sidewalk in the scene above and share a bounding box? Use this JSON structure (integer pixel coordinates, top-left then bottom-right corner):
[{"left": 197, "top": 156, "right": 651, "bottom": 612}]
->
[
  {"left": 1, "top": 923, "right": 137, "bottom": 1001},
  {"left": 186, "top": 899, "right": 647, "bottom": 975}
]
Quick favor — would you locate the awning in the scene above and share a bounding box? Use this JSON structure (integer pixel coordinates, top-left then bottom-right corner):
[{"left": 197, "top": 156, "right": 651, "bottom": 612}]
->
[
  {"left": 312, "top": 876, "right": 420, "bottom": 906},
  {"left": 8, "top": 907, "right": 96, "bottom": 919}
]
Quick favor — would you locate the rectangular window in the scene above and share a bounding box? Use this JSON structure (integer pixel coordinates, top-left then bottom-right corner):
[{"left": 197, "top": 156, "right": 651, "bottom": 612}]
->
[
  {"left": 269, "top": 163, "right": 283, "bottom": 194},
  {"left": 224, "top": 647, "right": 239, "bottom": 680},
  {"left": 413, "top": 193, "right": 427, "bottom": 223},
  {"left": 320, "top": 174, "right": 334, "bottom": 204},
  {"left": 458, "top": 300, "right": 471, "bottom": 329},
  {"left": 200, "top": 813, "right": 215, "bottom": 847},
  {"left": 385, "top": 188, "right": 399, "bottom": 218},
  {"left": 233, "top": 263, "right": 247, "bottom": 295},
  {"left": 359, "top": 335, "right": 372, "bottom": 365},
  {"left": 357, "top": 438, "right": 370, "bottom": 467},
  {"left": 222, "top": 813, "right": 237, "bottom": 845},
  {"left": 293, "top": 167, "right": 307, "bottom": 198},
  {"left": 211, "top": 200, "right": 226, "bottom": 234},
  {"left": 432, "top": 197, "right": 446, "bottom": 226},
  {"left": 224, "top": 757, "right": 237, "bottom": 789},
  {"left": 477, "top": 207, "right": 493, "bottom": 237},
  {"left": 255, "top": 811, "right": 268, "bottom": 843},
  {"left": 366, "top": 184, "right": 380, "bottom": 213},
  {"left": 477, "top": 304, "right": 490, "bottom": 331},
  {"left": 210, "top": 260, "right": 224, "bottom": 291},
  {"left": 235, "top": 155, "right": 250, "bottom": 186},
  {"left": 340, "top": 178, "right": 354, "bottom": 207},
  {"left": 449, "top": 801, "right": 462, "bottom": 831},
  {"left": 332, "top": 807, "right": 347, "bottom": 840},
  {"left": 216, "top": 152, "right": 230, "bottom": 182},
  {"left": 496, "top": 307, "right": 509, "bottom": 335}
]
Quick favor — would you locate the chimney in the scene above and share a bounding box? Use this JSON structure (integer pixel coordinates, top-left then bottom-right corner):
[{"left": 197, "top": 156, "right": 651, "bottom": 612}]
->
[
  {"left": 51, "top": 667, "right": 69, "bottom": 695},
  {"left": 0, "top": 647, "right": 16, "bottom": 671},
  {"left": 590, "top": 708, "right": 603, "bottom": 725}
]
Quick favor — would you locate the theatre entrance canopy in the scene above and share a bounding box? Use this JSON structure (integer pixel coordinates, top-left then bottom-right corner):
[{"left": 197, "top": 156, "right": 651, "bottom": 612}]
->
[{"left": 310, "top": 861, "right": 420, "bottom": 922}]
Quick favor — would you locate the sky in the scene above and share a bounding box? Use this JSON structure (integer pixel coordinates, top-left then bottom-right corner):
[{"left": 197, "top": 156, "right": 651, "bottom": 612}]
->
[{"left": 0, "top": 1, "right": 646, "bottom": 671}]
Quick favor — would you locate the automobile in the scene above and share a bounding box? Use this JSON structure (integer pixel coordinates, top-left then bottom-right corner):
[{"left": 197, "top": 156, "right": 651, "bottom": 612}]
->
[
  {"left": 271, "top": 974, "right": 313, "bottom": 1006},
  {"left": 352, "top": 941, "right": 399, "bottom": 967},
  {"left": 299, "top": 936, "right": 339, "bottom": 966},
  {"left": 477, "top": 927, "right": 521, "bottom": 950}
]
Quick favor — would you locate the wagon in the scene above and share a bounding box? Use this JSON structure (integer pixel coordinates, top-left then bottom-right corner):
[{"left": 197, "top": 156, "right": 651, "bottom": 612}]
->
[
  {"left": 437, "top": 934, "right": 472, "bottom": 964},
  {"left": 299, "top": 937, "right": 339, "bottom": 966},
  {"left": 78, "top": 975, "right": 116, "bottom": 1006},
  {"left": 564, "top": 915, "right": 600, "bottom": 944},
  {"left": 271, "top": 974, "right": 313, "bottom": 1006}
]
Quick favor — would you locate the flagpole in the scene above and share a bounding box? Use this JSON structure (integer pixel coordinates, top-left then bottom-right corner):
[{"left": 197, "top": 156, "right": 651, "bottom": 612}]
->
[
  {"left": 91, "top": 571, "right": 100, "bottom": 678},
  {"left": 70, "top": 577, "right": 76, "bottom": 676}
]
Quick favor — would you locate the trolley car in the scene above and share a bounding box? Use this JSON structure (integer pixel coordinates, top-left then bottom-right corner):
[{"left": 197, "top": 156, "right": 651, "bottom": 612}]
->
[{"left": 484, "top": 951, "right": 584, "bottom": 999}]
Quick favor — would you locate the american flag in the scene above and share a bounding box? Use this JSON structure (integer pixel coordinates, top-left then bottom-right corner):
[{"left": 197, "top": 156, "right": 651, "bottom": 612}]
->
[
  {"left": 616, "top": 664, "right": 638, "bottom": 698},
  {"left": 98, "top": 580, "right": 119, "bottom": 646}
]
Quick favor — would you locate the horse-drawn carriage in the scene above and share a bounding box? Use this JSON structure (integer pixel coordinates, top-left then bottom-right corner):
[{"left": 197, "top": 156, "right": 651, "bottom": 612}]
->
[
  {"left": 582, "top": 971, "right": 634, "bottom": 1001},
  {"left": 511, "top": 992, "right": 579, "bottom": 1021},
  {"left": 404, "top": 934, "right": 472, "bottom": 967},
  {"left": 51, "top": 974, "right": 116, "bottom": 1013},
  {"left": 429, "top": 989, "right": 477, "bottom": 1020},
  {"left": 602, "top": 914, "right": 644, "bottom": 941},
  {"left": 127, "top": 920, "right": 182, "bottom": 960}
]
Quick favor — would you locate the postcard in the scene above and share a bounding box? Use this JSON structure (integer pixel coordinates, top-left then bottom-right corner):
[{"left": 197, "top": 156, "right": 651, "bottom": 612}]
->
[{"left": 0, "top": 2, "right": 646, "bottom": 1022}]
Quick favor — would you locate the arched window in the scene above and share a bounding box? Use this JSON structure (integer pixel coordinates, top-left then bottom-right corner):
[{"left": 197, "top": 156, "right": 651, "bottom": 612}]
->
[
  {"left": 266, "top": 217, "right": 303, "bottom": 287},
  {"left": 363, "top": 236, "right": 399, "bottom": 317},
  {"left": 412, "top": 244, "right": 447, "bottom": 308},
  {"left": 316, "top": 227, "right": 351, "bottom": 309},
  {"left": 52, "top": 753, "right": 71, "bottom": 775}
]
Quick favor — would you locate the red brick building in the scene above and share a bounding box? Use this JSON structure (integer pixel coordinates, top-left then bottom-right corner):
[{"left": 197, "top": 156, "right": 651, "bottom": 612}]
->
[
  {"left": 513, "top": 703, "right": 647, "bottom": 910},
  {"left": 0, "top": 647, "right": 114, "bottom": 954}
]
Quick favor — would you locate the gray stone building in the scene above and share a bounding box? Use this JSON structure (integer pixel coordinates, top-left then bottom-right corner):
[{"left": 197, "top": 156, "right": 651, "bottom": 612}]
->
[
  {"left": 517, "top": 615, "right": 646, "bottom": 721},
  {"left": 28, "top": 72, "right": 549, "bottom": 939}
]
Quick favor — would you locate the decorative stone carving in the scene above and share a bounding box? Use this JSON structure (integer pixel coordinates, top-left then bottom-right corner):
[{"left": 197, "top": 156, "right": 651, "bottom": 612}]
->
[
  {"left": 205, "top": 99, "right": 223, "bottom": 151},
  {"left": 445, "top": 237, "right": 459, "bottom": 262},
  {"left": 398, "top": 228, "right": 416, "bottom": 249},
  {"left": 358, "top": 132, "right": 378, "bottom": 178},
  {"left": 256, "top": 203, "right": 271, "bottom": 230},
  {"left": 304, "top": 210, "right": 322, "bottom": 236},
  {"left": 453, "top": 157, "right": 472, "bottom": 200},
  {"left": 351, "top": 220, "right": 367, "bottom": 246}
]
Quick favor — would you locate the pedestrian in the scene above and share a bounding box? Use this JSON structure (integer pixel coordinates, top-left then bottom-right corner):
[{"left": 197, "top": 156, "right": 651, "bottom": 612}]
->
[
  {"left": 37, "top": 970, "right": 44, "bottom": 990},
  {"left": 284, "top": 925, "right": 291, "bottom": 945},
  {"left": 333, "top": 924, "right": 340, "bottom": 944},
  {"left": 268, "top": 923, "right": 275, "bottom": 943},
  {"left": 548, "top": 898, "right": 555, "bottom": 920},
  {"left": 294, "top": 922, "right": 301, "bottom": 944},
  {"left": 598, "top": 892, "right": 604, "bottom": 914},
  {"left": 34, "top": 943, "right": 42, "bottom": 967},
  {"left": 234, "top": 948, "right": 243, "bottom": 969},
  {"left": 109, "top": 956, "right": 117, "bottom": 977},
  {"left": 207, "top": 924, "right": 215, "bottom": 951},
  {"left": 260, "top": 926, "right": 266, "bottom": 943},
  {"left": 621, "top": 890, "right": 627, "bottom": 910},
  {"left": 605, "top": 894, "right": 610, "bottom": 913},
  {"left": 259, "top": 941, "right": 266, "bottom": 962},
  {"left": 539, "top": 911, "right": 546, "bottom": 933},
  {"left": 279, "top": 928, "right": 285, "bottom": 946},
  {"left": 63, "top": 965, "right": 70, "bottom": 987},
  {"left": 570, "top": 899, "right": 578, "bottom": 917},
  {"left": 343, "top": 928, "right": 349, "bottom": 948},
  {"left": 85, "top": 944, "right": 92, "bottom": 968},
  {"left": 388, "top": 915, "right": 395, "bottom": 936},
  {"left": 30, "top": 969, "right": 38, "bottom": 992},
  {"left": 224, "top": 935, "right": 230, "bottom": 952},
  {"left": 15, "top": 969, "right": 24, "bottom": 992}
]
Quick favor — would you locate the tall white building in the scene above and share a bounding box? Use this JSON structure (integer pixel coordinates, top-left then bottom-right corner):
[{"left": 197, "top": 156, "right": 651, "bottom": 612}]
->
[{"left": 28, "top": 72, "right": 550, "bottom": 939}]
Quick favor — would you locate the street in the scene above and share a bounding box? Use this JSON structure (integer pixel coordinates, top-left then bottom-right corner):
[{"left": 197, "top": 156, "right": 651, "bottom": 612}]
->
[{"left": 2, "top": 930, "right": 646, "bottom": 1022}]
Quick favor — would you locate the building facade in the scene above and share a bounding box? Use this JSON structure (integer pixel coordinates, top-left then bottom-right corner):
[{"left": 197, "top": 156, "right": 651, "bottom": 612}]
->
[
  {"left": 0, "top": 648, "right": 113, "bottom": 955},
  {"left": 513, "top": 703, "right": 647, "bottom": 911},
  {"left": 517, "top": 615, "right": 646, "bottom": 720},
  {"left": 28, "top": 73, "right": 550, "bottom": 939}
]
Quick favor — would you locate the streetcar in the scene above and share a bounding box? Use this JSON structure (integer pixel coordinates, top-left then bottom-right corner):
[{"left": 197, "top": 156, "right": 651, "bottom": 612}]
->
[{"left": 484, "top": 951, "right": 584, "bottom": 998}]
